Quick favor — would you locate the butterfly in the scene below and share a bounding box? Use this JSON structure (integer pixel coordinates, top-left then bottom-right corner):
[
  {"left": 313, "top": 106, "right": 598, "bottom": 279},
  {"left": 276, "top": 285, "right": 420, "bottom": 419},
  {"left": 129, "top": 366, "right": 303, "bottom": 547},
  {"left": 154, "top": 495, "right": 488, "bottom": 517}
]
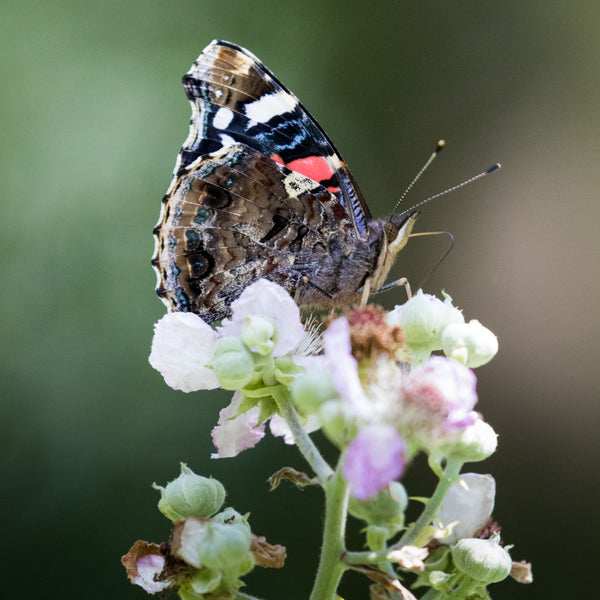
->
[{"left": 152, "top": 40, "right": 419, "bottom": 323}]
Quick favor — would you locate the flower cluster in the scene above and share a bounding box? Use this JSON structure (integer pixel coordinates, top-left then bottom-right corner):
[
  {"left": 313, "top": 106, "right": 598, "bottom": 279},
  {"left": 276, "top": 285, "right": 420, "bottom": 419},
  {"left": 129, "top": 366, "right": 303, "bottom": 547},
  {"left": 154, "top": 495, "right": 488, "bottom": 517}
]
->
[
  {"left": 122, "top": 464, "right": 285, "bottom": 597},
  {"left": 131, "top": 280, "right": 531, "bottom": 599}
]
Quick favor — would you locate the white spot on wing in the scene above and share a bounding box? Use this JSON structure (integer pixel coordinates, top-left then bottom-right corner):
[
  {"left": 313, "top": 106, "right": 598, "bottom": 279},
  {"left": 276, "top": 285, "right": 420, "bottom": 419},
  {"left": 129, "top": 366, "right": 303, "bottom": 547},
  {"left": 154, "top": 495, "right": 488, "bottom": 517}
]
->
[
  {"left": 245, "top": 91, "right": 292, "bottom": 123},
  {"left": 219, "top": 133, "right": 236, "bottom": 148},
  {"left": 213, "top": 107, "right": 234, "bottom": 130}
]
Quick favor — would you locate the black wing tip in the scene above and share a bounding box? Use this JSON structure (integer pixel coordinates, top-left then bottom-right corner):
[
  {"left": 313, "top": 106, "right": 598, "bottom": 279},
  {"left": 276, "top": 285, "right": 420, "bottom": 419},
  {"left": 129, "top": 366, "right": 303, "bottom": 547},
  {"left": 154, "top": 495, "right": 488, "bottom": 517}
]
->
[{"left": 208, "top": 39, "right": 245, "bottom": 53}]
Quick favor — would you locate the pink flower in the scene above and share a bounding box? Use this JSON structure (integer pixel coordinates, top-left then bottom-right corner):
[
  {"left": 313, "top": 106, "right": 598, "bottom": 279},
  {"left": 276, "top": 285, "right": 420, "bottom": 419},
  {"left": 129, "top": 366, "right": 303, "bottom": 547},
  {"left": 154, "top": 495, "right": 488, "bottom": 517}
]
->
[
  {"left": 134, "top": 554, "right": 170, "bottom": 594},
  {"left": 343, "top": 424, "right": 406, "bottom": 500},
  {"left": 211, "top": 392, "right": 265, "bottom": 458},
  {"left": 323, "top": 318, "right": 371, "bottom": 419},
  {"left": 400, "top": 356, "right": 478, "bottom": 440}
]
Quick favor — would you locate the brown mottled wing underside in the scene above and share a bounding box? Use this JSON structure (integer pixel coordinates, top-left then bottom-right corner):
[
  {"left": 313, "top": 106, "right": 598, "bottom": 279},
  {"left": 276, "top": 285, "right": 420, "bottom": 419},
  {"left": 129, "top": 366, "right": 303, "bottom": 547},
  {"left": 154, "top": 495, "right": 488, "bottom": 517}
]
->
[{"left": 153, "top": 143, "right": 363, "bottom": 323}]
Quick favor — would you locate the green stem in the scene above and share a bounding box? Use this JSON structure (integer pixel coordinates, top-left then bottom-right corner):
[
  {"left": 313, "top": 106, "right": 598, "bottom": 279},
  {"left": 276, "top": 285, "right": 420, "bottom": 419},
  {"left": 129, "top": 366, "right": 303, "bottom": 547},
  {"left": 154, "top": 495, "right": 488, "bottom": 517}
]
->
[
  {"left": 271, "top": 387, "right": 333, "bottom": 483},
  {"left": 343, "top": 548, "right": 388, "bottom": 565},
  {"left": 444, "top": 577, "right": 479, "bottom": 600},
  {"left": 419, "top": 588, "right": 442, "bottom": 600},
  {"left": 398, "top": 457, "right": 463, "bottom": 547},
  {"left": 309, "top": 465, "right": 350, "bottom": 600}
]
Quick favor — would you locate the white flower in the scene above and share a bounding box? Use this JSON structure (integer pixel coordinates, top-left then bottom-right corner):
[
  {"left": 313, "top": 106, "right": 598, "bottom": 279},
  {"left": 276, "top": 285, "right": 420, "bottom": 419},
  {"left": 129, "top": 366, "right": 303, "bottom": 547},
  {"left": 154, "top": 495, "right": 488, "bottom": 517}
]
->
[
  {"left": 442, "top": 319, "right": 498, "bottom": 368},
  {"left": 149, "top": 312, "right": 219, "bottom": 392},
  {"left": 218, "top": 279, "right": 305, "bottom": 356},
  {"left": 386, "top": 290, "right": 464, "bottom": 363},
  {"left": 435, "top": 473, "right": 496, "bottom": 545}
]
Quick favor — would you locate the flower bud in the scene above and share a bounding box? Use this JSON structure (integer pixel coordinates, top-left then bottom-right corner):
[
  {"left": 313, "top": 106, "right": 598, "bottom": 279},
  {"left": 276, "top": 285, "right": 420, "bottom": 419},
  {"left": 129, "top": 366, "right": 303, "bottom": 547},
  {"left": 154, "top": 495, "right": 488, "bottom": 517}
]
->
[
  {"left": 348, "top": 481, "right": 408, "bottom": 527},
  {"left": 366, "top": 525, "right": 388, "bottom": 550},
  {"left": 442, "top": 319, "right": 498, "bottom": 368},
  {"left": 442, "top": 418, "right": 498, "bottom": 462},
  {"left": 172, "top": 515, "right": 253, "bottom": 575},
  {"left": 451, "top": 536, "right": 512, "bottom": 583},
  {"left": 178, "top": 568, "right": 222, "bottom": 597},
  {"left": 211, "top": 337, "right": 254, "bottom": 390},
  {"left": 387, "top": 290, "right": 464, "bottom": 362},
  {"left": 212, "top": 507, "right": 247, "bottom": 526},
  {"left": 198, "top": 520, "right": 254, "bottom": 572},
  {"left": 154, "top": 464, "right": 226, "bottom": 521},
  {"left": 242, "top": 315, "right": 276, "bottom": 355},
  {"left": 291, "top": 369, "right": 338, "bottom": 414},
  {"left": 273, "top": 355, "right": 302, "bottom": 386}
]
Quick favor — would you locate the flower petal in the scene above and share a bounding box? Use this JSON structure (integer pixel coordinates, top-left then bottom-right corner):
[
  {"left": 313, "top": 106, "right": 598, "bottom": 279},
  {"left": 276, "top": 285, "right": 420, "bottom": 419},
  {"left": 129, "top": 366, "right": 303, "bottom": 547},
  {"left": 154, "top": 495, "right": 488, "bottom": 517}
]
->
[
  {"left": 343, "top": 424, "right": 406, "bottom": 500},
  {"left": 269, "top": 413, "right": 320, "bottom": 444},
  {"left": 211, "top": 392, "right": 265, "bottom": 458},
  {"left": 401, "top": 355, "right": 478, "bottom": 436},
  {"left": 134, "top": 554, "right": 170, "bottom": 594},
  {"left": 435, "top": 473, "right": 496, "bottom": 545},
  {"left": 324, "top": 318, "right": 371, "bottom": 419},
  {"left": 149, "top": 312, "right": 219, "bottom": 392},
  {"left": 218, "top": 279, "right": 305, "bottom": 356}
]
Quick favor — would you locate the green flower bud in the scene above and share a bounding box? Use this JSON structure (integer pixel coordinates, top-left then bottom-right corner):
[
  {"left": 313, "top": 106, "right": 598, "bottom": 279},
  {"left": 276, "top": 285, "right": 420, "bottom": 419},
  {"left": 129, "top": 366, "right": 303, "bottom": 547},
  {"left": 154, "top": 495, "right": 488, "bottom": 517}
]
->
[
  {"left": 387, "top": 290, "right": 464, "bottom": 362},
  {"left": 199, "top": 520, "right": 254, "bottom": 572},
  {"left": 179, "top": 568, "right": 222, "bottom": 597},
  {"left": 272, "top": 354, "right": 302, "bottom": 385},
  {"left": 153, "top": 464, "right": 226, "bottom": 521},
  {"left": 442, "top": 319, "right": 498, "bottom": 368},
  {"left": 348, "top": 481, "right": 408, "bottom": 529},
  {"left": 242, "top": 315, "right": 276, "bottom": 355},
  {"left": 211, "top": 337, "right": 254, "bottom": 390},
  {"left": 366, "top": 525, "right": 388, "bottom": 550},
  {"left": 443, "top": 419, "right": 498, "bottom": 462},
  {"left": 212, "top": 507, "right": 248, "bottom": 526},
  {"left": 451, "top": 536, "right": 512, "bottom": 584},
  {"left": 291, "top": 369, "right": 338, "bottom": 413},
  {"left": 318, "top": 400, "right": 357, "bottom": 448}
]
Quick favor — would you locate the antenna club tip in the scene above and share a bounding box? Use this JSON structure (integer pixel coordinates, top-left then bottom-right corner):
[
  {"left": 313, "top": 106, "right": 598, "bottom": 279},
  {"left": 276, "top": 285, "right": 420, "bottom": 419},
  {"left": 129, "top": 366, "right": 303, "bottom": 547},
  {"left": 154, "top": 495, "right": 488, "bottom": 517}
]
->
[
  {"left": 435, "top": 139, "right": 446, "bottom": 152},
  {"left": 486, "top": 163, "right": 501, "bottom": 174}
]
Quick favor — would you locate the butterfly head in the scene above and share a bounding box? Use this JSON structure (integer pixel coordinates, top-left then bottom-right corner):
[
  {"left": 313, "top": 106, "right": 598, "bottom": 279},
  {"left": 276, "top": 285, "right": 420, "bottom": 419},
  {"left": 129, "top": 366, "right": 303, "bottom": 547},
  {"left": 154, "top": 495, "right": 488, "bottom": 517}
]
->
[{"left": 365, "top": 210, "right": 420, "bottom": 293}]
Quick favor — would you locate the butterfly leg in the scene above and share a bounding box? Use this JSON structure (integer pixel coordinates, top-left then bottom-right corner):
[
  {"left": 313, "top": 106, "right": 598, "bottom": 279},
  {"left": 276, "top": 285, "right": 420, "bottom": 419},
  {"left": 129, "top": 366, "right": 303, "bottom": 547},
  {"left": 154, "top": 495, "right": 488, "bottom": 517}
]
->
[
  {"left": 360, "top": 279, "right": 372, "bottom": 306},
  {"left": 374, "top": 277, "right": 412, "bottom": 299}
]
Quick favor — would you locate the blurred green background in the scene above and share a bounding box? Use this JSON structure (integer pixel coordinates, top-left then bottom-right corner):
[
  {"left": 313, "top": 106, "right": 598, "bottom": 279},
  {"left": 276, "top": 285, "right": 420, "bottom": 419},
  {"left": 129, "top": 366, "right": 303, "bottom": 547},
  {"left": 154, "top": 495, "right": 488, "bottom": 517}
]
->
[{"left": 2, "top": 1, "right": 598, "bottom": 598}]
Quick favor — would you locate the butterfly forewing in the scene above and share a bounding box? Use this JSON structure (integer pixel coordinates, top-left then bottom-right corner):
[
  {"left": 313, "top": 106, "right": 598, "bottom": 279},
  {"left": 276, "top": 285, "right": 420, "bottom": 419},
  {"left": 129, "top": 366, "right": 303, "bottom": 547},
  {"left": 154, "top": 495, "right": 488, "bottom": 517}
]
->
[{"left": 176, "top": 40, "right": 371, "bottom": 235}]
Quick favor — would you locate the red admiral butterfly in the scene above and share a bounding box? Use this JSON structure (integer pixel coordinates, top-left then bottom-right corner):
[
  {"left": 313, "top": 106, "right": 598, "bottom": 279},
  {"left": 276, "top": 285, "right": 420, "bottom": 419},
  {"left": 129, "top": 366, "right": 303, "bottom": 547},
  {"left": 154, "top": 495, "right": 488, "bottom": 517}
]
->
[{"left": 152, "top": 40, "right": 419, "bottom": 323}]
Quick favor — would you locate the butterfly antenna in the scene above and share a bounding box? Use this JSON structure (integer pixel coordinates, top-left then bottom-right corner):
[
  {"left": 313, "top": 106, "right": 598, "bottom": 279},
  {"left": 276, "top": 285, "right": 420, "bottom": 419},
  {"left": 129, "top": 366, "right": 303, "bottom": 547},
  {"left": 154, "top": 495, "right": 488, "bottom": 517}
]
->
[
  {"left": 390, "top": 139, "right": 446, "bottom": 218},
  {"left": 396, "top": 163, "right": 501, "bottom": 219}
]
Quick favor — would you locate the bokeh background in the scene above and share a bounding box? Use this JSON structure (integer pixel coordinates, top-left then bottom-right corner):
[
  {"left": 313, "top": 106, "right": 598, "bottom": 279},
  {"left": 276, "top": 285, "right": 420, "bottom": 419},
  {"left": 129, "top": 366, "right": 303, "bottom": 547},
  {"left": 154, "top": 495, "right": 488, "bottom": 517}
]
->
[{"left": 3, "top": 1, "right": 598, "bottom": 598}]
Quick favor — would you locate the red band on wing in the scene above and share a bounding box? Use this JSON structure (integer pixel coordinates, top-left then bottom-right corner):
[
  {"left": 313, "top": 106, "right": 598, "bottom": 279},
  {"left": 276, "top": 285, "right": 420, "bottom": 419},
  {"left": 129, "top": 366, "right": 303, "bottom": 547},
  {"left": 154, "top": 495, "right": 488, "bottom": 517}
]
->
[{"left": 285, "top": 156, "right": 334, "bottom": 184}]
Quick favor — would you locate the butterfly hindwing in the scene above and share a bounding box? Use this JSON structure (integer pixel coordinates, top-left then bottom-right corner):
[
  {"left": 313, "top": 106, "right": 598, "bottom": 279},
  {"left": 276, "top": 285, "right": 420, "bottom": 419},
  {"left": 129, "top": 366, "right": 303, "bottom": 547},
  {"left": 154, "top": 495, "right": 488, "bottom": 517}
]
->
[{"left": 154, "top": 143, "right": 368, "bottom": 322}]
